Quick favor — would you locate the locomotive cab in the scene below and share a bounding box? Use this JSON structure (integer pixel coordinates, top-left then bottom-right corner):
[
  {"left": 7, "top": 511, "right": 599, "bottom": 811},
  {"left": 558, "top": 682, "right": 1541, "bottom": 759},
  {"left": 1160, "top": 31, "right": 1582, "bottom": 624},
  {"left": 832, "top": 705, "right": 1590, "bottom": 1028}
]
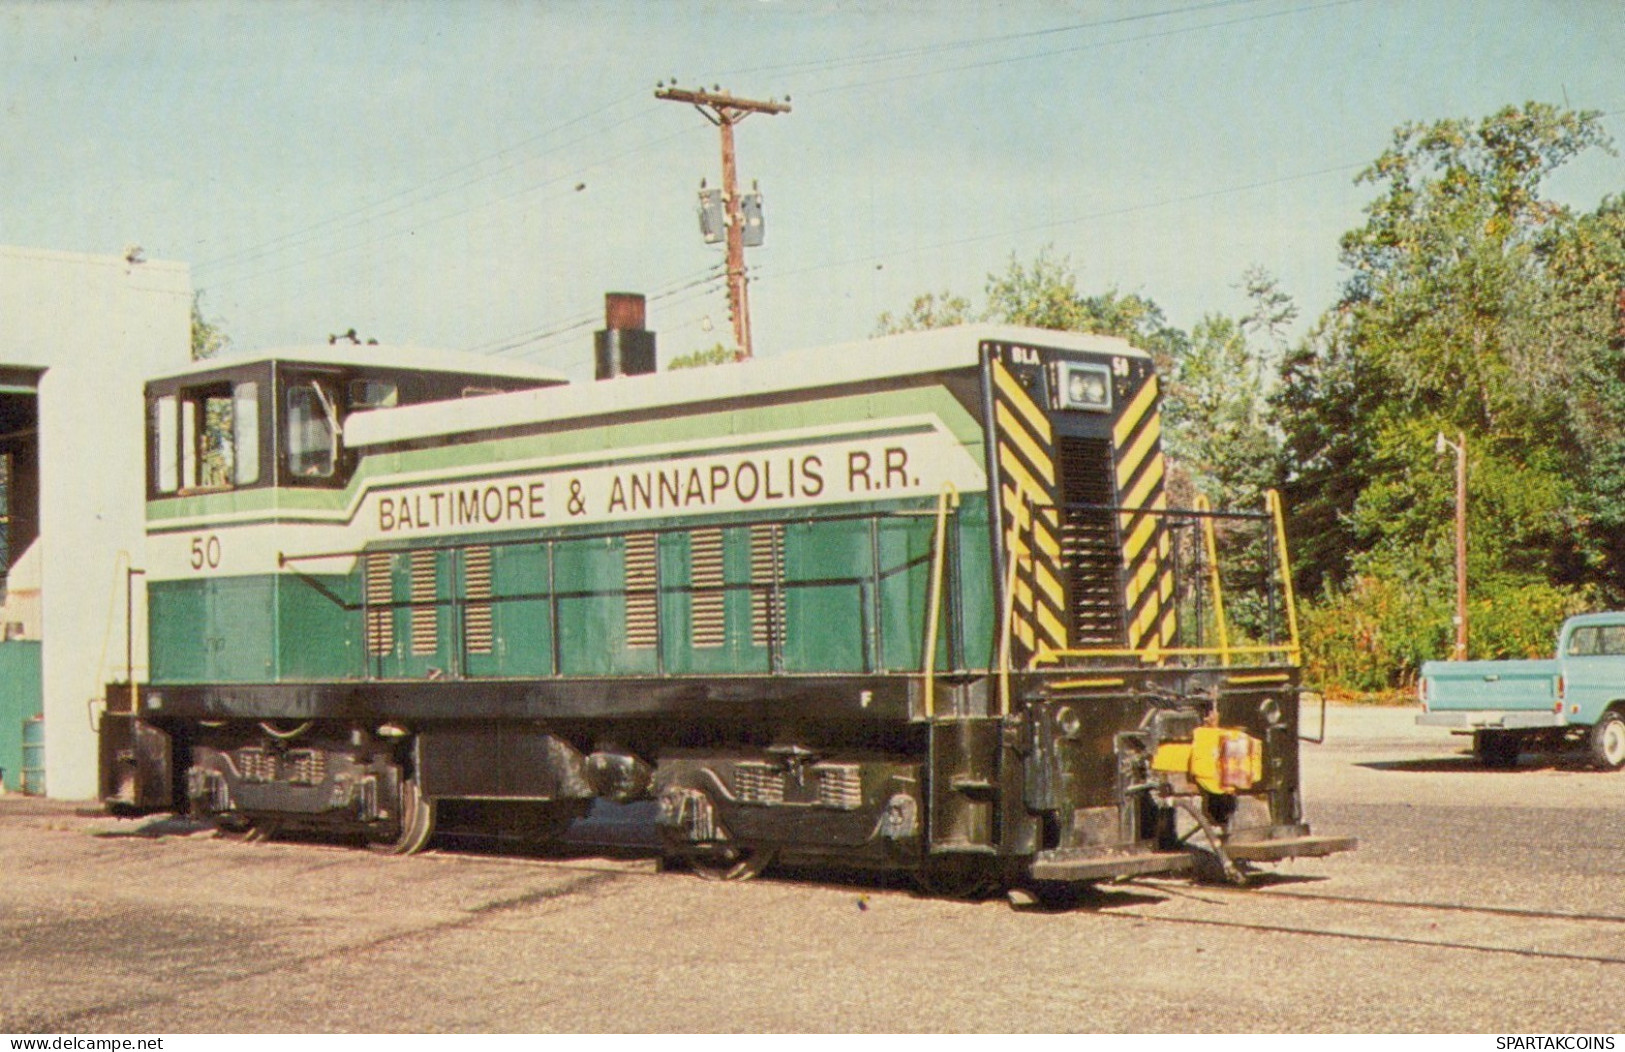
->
[
  {"left": 103, "top": 346, "right": 565, "bottom": 811},
  {"left": 145, "top": 349, "right": 566, "bottom": 499}
]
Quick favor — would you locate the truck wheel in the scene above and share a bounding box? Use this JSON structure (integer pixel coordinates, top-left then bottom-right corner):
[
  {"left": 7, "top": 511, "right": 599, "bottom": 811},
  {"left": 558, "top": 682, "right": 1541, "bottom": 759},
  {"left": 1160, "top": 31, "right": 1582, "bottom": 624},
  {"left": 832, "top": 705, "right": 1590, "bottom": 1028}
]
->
[
  {"left": 1473, "top": 730, "right": 1520, "bottom": 768},
  {"left": 1587, "top": 711, "right": 1625, "bottom": 771}
]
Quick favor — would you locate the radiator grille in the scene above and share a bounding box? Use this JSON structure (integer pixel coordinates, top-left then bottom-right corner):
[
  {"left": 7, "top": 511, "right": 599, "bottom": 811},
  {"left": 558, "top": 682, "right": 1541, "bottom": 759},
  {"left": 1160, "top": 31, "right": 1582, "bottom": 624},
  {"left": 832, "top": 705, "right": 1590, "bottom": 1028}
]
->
[
  {"left": 690, "top": 528, "right": 726, "bottom": 649},
  {"left": 624, "top": 533, "right": 658, "bottom": 649},
  {"left": 463, "top": 545, "right": 494, "bottom": 655},
  {"left": 1056, "top": 437, "right": 1127, "bottom": 645},
  {"left": 409, "top": 550, "right": 438, "bottom": 656},
  {"left": 749, "top": 524, "right": 784, "bottom": 649},
  {"left": 364, "top": 553, "right": 394, "bottom": 656}
]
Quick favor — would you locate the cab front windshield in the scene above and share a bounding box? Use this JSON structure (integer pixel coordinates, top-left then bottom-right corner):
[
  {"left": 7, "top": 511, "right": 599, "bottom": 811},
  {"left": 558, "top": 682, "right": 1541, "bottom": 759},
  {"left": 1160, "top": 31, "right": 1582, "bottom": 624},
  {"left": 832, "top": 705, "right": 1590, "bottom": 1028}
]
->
[{"left": 285, "top": 382, "right": 337, "bottom": 479}]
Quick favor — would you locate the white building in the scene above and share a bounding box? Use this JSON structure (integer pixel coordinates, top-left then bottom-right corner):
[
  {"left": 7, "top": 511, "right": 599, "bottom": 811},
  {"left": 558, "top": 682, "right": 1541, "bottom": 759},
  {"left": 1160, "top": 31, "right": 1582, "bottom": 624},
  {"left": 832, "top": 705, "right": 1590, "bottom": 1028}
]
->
[{"left": 0, "top": 245, "right": 191, "bottom": 799}]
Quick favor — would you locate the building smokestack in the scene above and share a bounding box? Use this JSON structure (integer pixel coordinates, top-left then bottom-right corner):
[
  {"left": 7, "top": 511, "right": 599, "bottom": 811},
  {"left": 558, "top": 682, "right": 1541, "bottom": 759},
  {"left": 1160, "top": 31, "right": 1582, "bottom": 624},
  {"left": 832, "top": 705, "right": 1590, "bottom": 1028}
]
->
[{"left": 594, "top": 292, "right": 657, "bottom": 379}]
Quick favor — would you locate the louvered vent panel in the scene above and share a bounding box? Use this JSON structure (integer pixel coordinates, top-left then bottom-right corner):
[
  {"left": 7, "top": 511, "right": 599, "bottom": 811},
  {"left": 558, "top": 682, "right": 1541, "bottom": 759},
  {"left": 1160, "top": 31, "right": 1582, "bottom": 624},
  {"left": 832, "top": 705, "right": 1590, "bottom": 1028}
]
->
[
  {"left": 409, "top": 550, "right": 439, "bottom": 656},
  {"left": 690, "top": 528, "right": 726, "bottom": 649},
  {"left": 733, "top": 762, "right": 785, "bottom": 804},
  {"left": 624, "top": 533, "right": 658, "bottom": 649},
  {"left": 749, "top": 524, "right": 783, "bottom": 649},
  {"left": 1056, "top": 437, "right": 1126, "bottom": 645},
  {"left": 814, "top": 764, "right": 863, "bottom": 810},
  {"left": 464, "top": 545, "right": 494, "bottom": 656},
  {"left": 364, "top": 553, "right": 394, "bottom": 656}
]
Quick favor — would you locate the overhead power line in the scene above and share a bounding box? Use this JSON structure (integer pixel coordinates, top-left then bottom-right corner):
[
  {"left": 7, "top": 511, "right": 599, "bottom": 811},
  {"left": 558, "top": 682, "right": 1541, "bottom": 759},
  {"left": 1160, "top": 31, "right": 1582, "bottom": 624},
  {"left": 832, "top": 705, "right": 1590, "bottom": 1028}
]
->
[
  {"left": 717, "top": 0, "right": 1271, "bottom": 80},
  {"left": 195, "top": 89, "right": 651, "bottom": 277},
  {"left": 754, "top": 161, "right": 1366, "bottom": 287}
]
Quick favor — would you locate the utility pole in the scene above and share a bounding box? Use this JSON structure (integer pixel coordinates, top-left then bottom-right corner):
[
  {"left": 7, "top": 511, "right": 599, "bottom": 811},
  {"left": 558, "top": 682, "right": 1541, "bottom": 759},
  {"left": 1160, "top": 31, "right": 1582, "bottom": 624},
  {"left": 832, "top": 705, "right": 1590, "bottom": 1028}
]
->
[
  {"left": 1436, "top": 431, "right": 1469, "bottom": 660},
  {"left": 656, "top": 85, "right": 789, "bottom": 361}
]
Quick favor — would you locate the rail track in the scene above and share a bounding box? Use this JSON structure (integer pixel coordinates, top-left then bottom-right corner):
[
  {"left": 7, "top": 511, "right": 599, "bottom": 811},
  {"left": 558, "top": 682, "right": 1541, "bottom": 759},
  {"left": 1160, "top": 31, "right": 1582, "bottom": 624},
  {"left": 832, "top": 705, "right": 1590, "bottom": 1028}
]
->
[
  {"left": 1111, "top": 878, "right": 1625, "bottom": 966},
  {"left": 200, "top": 817, "right": 1625, "bottom": 969}
]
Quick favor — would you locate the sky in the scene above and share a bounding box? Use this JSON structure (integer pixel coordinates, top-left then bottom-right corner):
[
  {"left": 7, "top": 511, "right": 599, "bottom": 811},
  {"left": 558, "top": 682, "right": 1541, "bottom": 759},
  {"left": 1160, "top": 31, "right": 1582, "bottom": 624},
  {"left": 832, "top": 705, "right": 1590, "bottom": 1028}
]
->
[{"left": 2, "top": 0, "right": 1621, "bottom": 381}]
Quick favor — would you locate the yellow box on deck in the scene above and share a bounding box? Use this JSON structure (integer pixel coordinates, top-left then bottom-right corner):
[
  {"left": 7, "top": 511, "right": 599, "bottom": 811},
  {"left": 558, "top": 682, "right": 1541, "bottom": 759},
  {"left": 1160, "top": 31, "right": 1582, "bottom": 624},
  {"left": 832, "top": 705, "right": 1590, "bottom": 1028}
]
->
[{"left": 1151, "top": 726, "right": 1264, "bottom": 795}]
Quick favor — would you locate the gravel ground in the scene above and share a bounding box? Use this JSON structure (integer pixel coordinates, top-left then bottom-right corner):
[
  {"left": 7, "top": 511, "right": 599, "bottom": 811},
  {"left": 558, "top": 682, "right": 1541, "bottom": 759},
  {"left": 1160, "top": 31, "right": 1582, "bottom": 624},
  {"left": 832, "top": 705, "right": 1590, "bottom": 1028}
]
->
[{"left": 1, "top": 702, "right": 1621, "bottom": 1033}]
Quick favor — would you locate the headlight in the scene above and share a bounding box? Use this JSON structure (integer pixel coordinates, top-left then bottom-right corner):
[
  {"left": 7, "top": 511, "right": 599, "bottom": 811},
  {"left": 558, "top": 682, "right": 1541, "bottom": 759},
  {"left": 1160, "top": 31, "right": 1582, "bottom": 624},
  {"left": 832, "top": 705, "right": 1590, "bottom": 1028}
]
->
[{"left": 1060, "top": 363, "right": 1112, "bottom": 412}]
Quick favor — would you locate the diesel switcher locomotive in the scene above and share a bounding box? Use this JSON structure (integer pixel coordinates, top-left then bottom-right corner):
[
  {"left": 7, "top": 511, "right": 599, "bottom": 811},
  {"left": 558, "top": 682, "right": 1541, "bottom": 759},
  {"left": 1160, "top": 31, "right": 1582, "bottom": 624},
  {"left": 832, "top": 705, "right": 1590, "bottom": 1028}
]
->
[{"left": 101, "top": 302, "right": 1352, "bottom": 891}]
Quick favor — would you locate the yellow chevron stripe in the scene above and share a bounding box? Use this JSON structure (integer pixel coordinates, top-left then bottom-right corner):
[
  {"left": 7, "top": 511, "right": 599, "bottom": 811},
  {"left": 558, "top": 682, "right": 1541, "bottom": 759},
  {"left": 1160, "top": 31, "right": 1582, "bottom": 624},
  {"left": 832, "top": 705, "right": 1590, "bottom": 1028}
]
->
[
  {"left": 1012, "top": 616, "right": 1036, "bottom": 651},
  {"left": 1159, "top": 607, "right": 1179, "bottom": 647},
  {"left": 1121, "top": 453, "right": 1165, "bottom": 518},
  {"left": 1123, "top": 512, "right": 1157, "bottom": 565},
  {"left": 993, "top": 363, "right": 1053, "bottom": 441},
  {"left": 1113, "top": 375, "right": 1159, "bottom": 447},
  {"left": 1125, "top": 553, "right": 1157, "bottom": 604},
  {"left": 1117, "top": 412, "right": 1163, "bottom": 493},
  {"left": 1032, "top": 563, "right": 1065, "bottom": 613},
  {"left": 1036, "top": 602, "right": 1069, "bottom": 649},
  {"left": 1158, "top": 566, "right": 1175, "bottom": 603},
  {"left": 994, "top": 403, "right": 1055, "bottom": 486},
  {"left": 1131, "top": 597, "right": 1159, "bottom": 647},
  {"left": 999, "top": 478, "right": 1061, "bottom": 562},
  {"left": 998, "top": 449, "right": 1049, "bottom": 514},
  {"left": 1012, "top": 574, "right": 1033, "bottom": 613}
]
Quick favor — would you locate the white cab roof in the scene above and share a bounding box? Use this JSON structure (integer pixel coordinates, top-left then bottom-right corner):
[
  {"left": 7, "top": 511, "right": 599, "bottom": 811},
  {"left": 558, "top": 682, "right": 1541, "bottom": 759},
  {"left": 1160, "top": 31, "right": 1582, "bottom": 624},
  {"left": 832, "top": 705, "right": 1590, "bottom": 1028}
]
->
[
  {"left": 345, "top": 324, "right": 1141, "bottom": 448},
  {"left": 148, "top": 343, "right": 568, "bottom": 385}
]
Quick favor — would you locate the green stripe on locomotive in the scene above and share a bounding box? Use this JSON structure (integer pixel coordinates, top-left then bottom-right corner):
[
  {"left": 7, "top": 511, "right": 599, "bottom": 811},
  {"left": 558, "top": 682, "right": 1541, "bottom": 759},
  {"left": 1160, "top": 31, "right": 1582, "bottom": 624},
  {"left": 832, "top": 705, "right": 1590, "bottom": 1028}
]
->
[{"left": 150, "top": 495, "right": 994, "bottom": 684}]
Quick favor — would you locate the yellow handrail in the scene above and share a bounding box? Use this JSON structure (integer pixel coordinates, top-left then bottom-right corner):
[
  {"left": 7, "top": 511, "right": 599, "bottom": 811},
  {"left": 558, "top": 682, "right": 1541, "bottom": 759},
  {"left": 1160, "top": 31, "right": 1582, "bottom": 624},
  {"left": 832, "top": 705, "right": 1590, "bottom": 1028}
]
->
[
  {"left": 1031, "top": 642, "right": 1298, "bottom": 665},
  {"left": 994, "top": 492, "right": 1034, "bottom": 717},
  {"left": 1194, "top": 494, "right": 1232, "bottom": 666},
  {"left": 1266, "top": 488, "right": 1303, "bottom": 665},
  {"left": 921, "top": 483, "right": 960, "bottom": 718}
]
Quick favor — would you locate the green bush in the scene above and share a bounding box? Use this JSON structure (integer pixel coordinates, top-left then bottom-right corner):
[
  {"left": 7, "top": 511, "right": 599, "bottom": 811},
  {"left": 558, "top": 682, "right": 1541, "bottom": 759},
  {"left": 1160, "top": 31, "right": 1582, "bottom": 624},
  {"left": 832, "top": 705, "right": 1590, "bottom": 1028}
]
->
[{"left": 1299, "top": 575, "right": 1590, "bottom": 695}]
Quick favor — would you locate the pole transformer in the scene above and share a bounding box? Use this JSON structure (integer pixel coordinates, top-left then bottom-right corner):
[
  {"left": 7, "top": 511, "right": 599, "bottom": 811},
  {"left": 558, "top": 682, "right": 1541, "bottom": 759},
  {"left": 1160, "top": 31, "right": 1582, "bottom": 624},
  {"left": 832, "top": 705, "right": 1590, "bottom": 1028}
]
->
[{"left": 656, "top": 86, "right": 789, "bottom": 361}]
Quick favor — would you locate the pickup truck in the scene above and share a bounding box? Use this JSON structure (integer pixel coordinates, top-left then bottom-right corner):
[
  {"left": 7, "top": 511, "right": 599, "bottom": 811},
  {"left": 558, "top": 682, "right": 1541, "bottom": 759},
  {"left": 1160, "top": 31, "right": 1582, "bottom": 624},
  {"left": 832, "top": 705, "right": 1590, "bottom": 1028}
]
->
[{"left": 1417, "top": 612, "right": 1625, "bottom": 770}]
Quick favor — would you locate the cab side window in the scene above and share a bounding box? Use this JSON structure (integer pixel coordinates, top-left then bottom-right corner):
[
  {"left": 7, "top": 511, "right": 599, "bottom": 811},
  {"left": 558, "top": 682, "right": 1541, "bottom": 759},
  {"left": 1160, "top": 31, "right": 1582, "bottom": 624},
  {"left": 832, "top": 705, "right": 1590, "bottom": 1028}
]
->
[{"left": 150, "top": 381, "right": 261, "bottom": 494}]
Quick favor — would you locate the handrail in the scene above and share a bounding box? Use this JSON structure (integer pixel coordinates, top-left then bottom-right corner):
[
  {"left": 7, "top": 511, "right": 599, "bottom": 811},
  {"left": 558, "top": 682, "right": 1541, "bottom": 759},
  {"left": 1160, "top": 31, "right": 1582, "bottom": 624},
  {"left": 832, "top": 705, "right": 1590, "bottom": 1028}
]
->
[
  {"left": 1267, "top": 489, "right": 1303, "bottom": 665},
  {"left": 1194, "top": 495, "right": 1231, "bottom": 667},
  {"left": 921, "top": 483, "right": 959, "bottom": 718},
  {"left": 1031, "top": 642, "right": 1298, "bottom": 666},
  {"left": 996, "top": 492, "right": 1033, "bottom": 716}
]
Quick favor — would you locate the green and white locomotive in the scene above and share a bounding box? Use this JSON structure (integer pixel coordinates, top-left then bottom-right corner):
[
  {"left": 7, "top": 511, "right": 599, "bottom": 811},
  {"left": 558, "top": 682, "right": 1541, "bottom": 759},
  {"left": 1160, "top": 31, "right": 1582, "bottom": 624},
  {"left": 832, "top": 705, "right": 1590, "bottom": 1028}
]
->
[{"left": 101, "top": 300, "right": 1351, "bottom": 889}]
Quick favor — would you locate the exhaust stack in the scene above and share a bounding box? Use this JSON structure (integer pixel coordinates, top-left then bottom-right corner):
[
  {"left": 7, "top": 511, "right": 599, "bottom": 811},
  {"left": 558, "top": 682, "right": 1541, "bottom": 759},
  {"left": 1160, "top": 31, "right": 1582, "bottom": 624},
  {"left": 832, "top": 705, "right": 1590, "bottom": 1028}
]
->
[{"left": 594, "top": 292, "right": 657, "bottom": 380}]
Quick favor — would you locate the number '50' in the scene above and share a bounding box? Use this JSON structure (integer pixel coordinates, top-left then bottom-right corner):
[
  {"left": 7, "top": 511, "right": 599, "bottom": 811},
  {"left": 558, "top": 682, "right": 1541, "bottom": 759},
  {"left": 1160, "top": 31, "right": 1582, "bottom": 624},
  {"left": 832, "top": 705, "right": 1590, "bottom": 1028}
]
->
[{"left": 190, "top": 534, "right": 222, "bottom": 570}]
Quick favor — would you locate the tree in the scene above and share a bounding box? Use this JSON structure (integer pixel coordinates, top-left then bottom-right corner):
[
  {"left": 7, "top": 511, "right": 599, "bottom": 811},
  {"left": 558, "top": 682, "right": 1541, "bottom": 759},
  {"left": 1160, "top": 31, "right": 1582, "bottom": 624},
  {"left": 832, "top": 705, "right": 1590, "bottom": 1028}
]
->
[
  {"left": 191, "top": 292, "right": 230, "bottom": 361},
  {"left": 875, "top": 290, "right": 975, "bottom": 336},
  {"left": 1542, "top": 194, "right": 1625, "bottom": 597},
  {"left": 982, "top": 246, "right": 1187, "bottom": 366},
  {"left": 1280, "top": 102, "right": 1614, "bottom": 679},
  {"left": 667, "top": 343, "right": 737, "bottom": 369}
]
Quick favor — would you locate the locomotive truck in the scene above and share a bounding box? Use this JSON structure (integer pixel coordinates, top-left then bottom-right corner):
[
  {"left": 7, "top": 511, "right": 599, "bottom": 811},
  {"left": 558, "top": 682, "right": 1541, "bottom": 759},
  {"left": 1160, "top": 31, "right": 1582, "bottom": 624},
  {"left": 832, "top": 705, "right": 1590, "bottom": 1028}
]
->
[{"left": 100, "top": 300, "right": 1352, "bottom": 892}]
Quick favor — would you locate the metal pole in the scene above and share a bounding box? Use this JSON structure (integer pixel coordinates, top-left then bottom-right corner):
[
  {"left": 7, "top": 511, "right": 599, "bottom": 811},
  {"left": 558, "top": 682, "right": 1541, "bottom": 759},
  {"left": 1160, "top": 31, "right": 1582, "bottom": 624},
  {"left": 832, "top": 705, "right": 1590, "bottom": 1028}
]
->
[
  {"left": 1454, "top": 431, "right": 1468, "bottom": 661},
  {"left": 1436, "top": 430, "right": 1468, "bottom": 660},
  {"left": 126, "top": 564, "right": 146, "bottom": 714}
]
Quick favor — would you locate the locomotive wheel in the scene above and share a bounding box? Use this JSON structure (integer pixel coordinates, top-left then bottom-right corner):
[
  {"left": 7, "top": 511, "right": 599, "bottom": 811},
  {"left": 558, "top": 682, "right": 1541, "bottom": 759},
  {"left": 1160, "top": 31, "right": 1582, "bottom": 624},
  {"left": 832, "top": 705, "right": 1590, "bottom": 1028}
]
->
[
  {"left": 915, "top": 856, "right": 1000, "bottom": 900},
  {"left": 368, "top": 777, "right": 436, "bottom": 856},
  {"left": 1588, "top": 711, "right": 1625, "bottom": 771},
  {"left": 683, "top": 843, "right": 775, "bottom": 882}
]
